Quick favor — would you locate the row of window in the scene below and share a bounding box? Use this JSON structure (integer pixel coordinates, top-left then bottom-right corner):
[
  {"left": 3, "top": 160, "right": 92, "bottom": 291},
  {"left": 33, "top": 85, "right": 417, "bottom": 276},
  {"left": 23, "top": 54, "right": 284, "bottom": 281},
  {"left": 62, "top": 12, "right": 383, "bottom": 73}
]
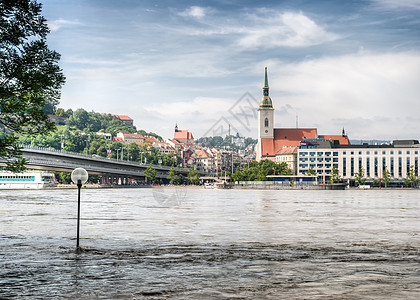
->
[
  {"left": 343, "top": 157, "right": 419, "bottom": 177},
  {"left": 299, "top": 157, "right": 338, "bottom": 162},
  {"left": 0, "top": 176, "right": 35, "bottom": 181},
  {"left": 0, "top": 175, "right": 35, "bottom": 179},
  {"left": 301, "top": 150, "right": 419, "bottom": 156}
]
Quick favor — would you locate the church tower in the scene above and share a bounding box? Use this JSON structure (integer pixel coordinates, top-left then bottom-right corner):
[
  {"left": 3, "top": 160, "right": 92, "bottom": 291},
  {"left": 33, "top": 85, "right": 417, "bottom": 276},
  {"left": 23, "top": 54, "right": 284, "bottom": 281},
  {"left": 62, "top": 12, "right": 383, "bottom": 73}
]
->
[{"left": 258, "top": 67, "right": 274, "bottom": 139}]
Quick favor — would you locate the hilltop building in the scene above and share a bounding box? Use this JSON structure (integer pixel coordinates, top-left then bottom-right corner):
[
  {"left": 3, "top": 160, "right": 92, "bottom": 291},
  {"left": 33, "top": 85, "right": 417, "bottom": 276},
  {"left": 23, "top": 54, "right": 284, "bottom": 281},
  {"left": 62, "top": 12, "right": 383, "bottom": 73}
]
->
[
  {"left": 113, "top": 114, "right": 134, "bottom": 127},
  {"left": 174, "top": 124, "right": 194, "bottom": 145}
]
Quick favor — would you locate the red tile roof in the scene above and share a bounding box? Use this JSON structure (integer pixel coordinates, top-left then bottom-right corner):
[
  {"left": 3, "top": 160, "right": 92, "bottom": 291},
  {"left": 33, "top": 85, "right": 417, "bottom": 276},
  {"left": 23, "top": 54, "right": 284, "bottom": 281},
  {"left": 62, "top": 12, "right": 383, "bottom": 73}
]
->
[
  {"left": 261, "top": 128, "right": 317, "bottom": 157},
  {"left": 195, "top": 149, "right": 211, "bottom": 159},
  {"left": 318, "top": 135, "right": 350, "bottom": 145},
  {"left": 174, "top": 130, "right": 194, "bottom": 141},
  {"left": 123, "top": 133, "right": 144, "bottom": 139},
  {"left": 113, "top": 114, "right": 133, "bottom": 121},
  {"left": 143, "top": 136, "right": 160, "bottom": 143},
  {"left": 275, "top": 146, "right": 298, "bottom": 155}
]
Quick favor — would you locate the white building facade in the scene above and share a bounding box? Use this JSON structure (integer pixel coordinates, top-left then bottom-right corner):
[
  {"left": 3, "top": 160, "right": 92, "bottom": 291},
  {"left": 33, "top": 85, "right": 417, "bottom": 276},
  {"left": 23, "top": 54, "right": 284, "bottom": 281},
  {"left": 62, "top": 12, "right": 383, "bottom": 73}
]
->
[{"left": 297, "top": 140, "right": 420, "bottom": 183}]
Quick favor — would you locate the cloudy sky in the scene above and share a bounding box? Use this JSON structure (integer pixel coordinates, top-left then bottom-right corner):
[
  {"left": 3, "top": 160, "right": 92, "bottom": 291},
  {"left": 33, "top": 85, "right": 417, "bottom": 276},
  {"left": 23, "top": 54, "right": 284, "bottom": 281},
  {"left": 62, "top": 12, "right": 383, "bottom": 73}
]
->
[{"left": 41, "top": 0, "right": 420, "bottom": 140}]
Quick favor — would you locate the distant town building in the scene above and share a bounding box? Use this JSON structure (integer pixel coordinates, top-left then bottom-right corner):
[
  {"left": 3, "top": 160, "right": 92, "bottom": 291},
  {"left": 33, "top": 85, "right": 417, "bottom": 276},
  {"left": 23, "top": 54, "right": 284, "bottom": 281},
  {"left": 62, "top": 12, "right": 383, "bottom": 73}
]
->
[
  {"left": 96, "top": 132, "right": 112, "bottom": 140},
  {"left": 116, "top": 132, "right": 144, "bottom": 145},
  {"left": 113, "top": 114, "right": 134, "bottom": 127},
  {"left": 275, "top": 146, "right": 298, "bottom": 174},
  {"left": 174, "top": 124, "right": 194, "bottom": 145}
]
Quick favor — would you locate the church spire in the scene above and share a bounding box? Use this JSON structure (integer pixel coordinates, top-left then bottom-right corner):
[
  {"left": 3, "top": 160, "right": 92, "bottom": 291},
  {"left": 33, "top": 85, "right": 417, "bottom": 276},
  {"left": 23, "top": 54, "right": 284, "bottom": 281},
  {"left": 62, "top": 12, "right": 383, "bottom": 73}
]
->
[
  {"left": 259, "top": 67, "right": 273, "bottom": 109},
  {"left": 264, "top": 66, "right": 269, "bottom": 91}
]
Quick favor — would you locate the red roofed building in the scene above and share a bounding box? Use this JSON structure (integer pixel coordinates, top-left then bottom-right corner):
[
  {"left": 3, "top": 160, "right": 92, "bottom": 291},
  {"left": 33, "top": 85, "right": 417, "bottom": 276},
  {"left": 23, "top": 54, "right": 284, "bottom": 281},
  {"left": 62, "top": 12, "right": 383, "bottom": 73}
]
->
[
  {"left": 116, "top": 132, "right": 144, "bottom": 145},
  {"left": 318, "top": 131, "right": 350, "bottom": 145},
  {"left": 256, "top": 68, "right": 350, "bottom": 162},
  {"left": 113, "top": 114, "right": 134, "bottom": 127},
  {"left": 174, "top": 124, "right": 194, "bottom": 145}
]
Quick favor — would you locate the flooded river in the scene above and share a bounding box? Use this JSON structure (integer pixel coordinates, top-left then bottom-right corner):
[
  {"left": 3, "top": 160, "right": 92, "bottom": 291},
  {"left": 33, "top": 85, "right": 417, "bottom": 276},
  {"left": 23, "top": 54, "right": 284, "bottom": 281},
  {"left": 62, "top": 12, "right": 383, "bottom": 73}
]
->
[{"left": 1, "top": 188, "right": 419, "bottom": 299}]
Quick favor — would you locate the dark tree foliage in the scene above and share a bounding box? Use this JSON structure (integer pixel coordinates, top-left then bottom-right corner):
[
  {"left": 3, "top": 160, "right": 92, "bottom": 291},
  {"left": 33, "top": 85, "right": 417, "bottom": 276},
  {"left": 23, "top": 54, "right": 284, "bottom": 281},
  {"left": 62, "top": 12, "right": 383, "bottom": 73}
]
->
[{"left": 0, "top": 0, "right": 65, "bottom": 171}]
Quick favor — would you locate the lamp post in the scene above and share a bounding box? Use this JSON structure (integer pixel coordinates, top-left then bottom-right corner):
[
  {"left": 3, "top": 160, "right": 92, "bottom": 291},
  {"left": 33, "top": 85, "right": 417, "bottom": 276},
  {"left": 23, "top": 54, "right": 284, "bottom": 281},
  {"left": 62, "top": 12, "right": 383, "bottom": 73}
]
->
[
  {"left": 116, "top": 148, "right": 121, "bottom": 160},
  {"left": 71, "top": 168, "right": 88, "bottom": 252}
]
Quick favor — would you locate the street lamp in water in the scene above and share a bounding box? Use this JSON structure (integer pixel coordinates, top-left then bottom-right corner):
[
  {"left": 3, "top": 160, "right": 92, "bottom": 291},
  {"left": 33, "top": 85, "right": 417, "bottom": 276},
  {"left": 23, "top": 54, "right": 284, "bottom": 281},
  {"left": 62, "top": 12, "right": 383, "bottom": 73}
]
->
[{"left": 71, "top": 168, "right": 88, "bottom": 252}]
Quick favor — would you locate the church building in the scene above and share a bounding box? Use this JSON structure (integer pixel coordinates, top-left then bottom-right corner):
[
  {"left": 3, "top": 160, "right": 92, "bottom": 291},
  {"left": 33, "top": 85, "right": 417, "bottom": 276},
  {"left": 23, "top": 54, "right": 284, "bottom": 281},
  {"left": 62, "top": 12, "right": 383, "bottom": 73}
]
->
[{"left": 256, "top": 67, "right": 350, "bottom": 162}]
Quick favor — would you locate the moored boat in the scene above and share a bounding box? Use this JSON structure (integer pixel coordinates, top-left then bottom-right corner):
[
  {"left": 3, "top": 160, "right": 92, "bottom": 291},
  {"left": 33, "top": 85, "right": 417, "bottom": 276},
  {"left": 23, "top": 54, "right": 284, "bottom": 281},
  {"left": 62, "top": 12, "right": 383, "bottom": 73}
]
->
[{"left": 0, "top": 171, "right": 57, "bottom": 189}]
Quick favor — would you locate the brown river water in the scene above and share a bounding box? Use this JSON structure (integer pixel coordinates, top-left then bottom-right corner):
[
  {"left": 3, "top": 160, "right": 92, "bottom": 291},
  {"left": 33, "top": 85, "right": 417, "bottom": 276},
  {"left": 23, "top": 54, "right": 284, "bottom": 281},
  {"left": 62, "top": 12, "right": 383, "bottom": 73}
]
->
[{"left": 1, "top": 188, "right": 419, "bottom": 299}]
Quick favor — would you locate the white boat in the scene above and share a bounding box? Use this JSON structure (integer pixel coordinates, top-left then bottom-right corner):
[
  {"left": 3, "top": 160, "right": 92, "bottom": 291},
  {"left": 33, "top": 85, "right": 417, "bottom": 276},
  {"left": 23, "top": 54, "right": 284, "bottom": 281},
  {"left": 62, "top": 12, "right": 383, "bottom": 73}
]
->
[
  {"left": 204, "top": 182, "right": 215, "bottom": 189},
  {"left": 0, "top": 171, "right": 57, "bottom": 189}
]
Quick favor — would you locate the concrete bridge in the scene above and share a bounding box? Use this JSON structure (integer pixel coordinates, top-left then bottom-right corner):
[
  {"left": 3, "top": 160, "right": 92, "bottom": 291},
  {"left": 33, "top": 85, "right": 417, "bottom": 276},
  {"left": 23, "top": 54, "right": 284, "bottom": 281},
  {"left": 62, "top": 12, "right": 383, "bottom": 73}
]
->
[{"left": 0, "top": 145, "right": 201, "bottom": 184}]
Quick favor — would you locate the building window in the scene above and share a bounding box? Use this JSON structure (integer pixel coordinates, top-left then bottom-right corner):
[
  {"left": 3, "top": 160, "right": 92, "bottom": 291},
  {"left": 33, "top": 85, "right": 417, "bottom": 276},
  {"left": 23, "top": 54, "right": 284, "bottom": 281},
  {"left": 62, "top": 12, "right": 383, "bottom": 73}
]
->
[
  {"left": 333, "top": 158, "right": 338, "bottom": 162},
  {"left": 374, "top": 151, "right": 378, "bottom": 155},
  {"left": 301, "top": 152, "right": 308, "bottom": 156},
  {"left": 382, "top": 157, "right": 386, "bottom": 173},
  {"left": 317, "top": 152, "right": 323, "bottom": 156},
  {"left": 343, "top": 152, "right": 346, "bottom": 155},
  {"left": 366, "top": 157, "right": 370, "bottom": 177},
  {"left": 343, "top": 158, "right": 347, "bottom": 177},
  {"left": 325, "top": 152, "right": 331, "bottom": 156},
  {"left": 416, "top": 157, "right": 419, "bottom": 175},
  {"left": 317, "top": 164, "right": 323, "bottom": 168},
  {"left": 264, "top": 118, "right": 269, "bottom": 127},
  {"left": 325, "top": 158, "right": 331, "bottom": 162},
  {"left": 398, "top": 157, "right": 402, "bottom": 177},
  {"left": 359, "top": 157, "right": 362, "bottom": 170},
  {"left": 407, "top": 158, "right": 410, "bottom": 175},
  {"left": 351, "top": 151, "right": 354, "bottom": 155},
  {"left": 333, "top": 152, "right": 338, "bottom": 156},
  {"left": 325, "top": 164, "right": 331, "bottom": 168},
  {"left": 391, "top": 151, "right": 394, "bottom": 155},
  {"left": 317, "top": 158, "right": 323, "bottom": 162},
  {"left": 415, "top": 151, "right": 418, "bottom": 155},
  {"left": 407, "top": 151, "right": 410, "bottom": 155},
  {"left": 310, "top": 158, "right": 315, "bottom": 162},
  {"left": 359, "top": 151, "right": 362, "bottom": 155},
  {"left": 310, "top": 152, "right": 315, "bottom": 156},
  {"left": 374, "top": 157, "right": 378, "bottom": 177},
  {"left": 382, "top": 151, "right": 386, "bottom": 155},
  {"left": 391, "top": 157, "right": 394, "bottom": 177},
  {"left": 367, "top": 151, "right": 370, "bottom": 155},
  {"left": 351, "top": 157, "right": 354, "bottom": 176}
]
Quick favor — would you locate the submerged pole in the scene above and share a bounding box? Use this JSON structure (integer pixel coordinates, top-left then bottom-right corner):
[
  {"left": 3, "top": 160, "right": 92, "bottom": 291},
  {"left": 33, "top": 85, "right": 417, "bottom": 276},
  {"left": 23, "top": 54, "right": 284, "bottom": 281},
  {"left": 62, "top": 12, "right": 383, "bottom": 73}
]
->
[{"left": 77, "top": 179, "right": 81, "bottom": 251}]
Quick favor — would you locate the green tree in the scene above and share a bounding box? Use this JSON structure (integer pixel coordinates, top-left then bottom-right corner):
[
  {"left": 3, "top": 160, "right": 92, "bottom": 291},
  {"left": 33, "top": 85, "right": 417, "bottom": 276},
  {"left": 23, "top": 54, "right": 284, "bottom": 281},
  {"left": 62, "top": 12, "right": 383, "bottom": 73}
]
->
[
  {"left": 306, "top": 166, "right": 317, "bottom": 176},
  {"left": 329, "top": 165, "right": 341, "bottom": 183},
  {"left": 144, "top": 165, "right": 157, "bottom": 184},
  {"left": 407, "top": 165, "right": 418, "bottom": 188},
  {"left": 382, "top": 167, "right": 391, "bottom": 188},
  {"left": 167, "top": 167, "right": 178, "bottom": 184},
  {"left": 354, "top": 167, "right": 366, "bottom": 186},
  {"left": 55, "top": 108, "right": 65, "bottom": 117},
  {"left": 187, "top": 169, "right": 200, "bottom": 185},
  {"left": 0, "top": 0, "right": 65, "bottom": 171}
]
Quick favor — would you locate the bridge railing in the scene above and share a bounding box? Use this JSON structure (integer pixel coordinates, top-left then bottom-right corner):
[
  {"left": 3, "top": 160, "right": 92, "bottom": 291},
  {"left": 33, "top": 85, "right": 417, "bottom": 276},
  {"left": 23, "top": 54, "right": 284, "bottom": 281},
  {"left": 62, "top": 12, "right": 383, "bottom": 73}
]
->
[{"left": 19, "top": 144, "right": 195, "bottom": 173}]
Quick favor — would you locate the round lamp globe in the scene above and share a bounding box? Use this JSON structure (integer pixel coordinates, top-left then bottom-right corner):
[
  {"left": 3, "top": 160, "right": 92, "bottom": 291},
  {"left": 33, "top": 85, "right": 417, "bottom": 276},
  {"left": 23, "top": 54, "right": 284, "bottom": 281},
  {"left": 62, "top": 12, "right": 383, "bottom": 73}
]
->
[{"left": 71, "top": 168, "right": 88, "bottom": 185}]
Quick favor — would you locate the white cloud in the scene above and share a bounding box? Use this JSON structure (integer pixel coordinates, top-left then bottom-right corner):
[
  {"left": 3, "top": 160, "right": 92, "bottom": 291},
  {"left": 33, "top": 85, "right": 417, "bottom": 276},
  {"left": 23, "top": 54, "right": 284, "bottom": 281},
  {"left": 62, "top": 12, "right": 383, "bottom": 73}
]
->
[
  {"left": 238, "top": 12, "right": 340, "bottom": 49},
  {"left": 266, "top": 52, "right": 420, "bottom": 139},
  {"left": 179, "top": 6, "right": 206, "bottom": 19},
  {"left": 371, "top": 0, "right": 420, "bottom": 10},
  {"left": 176, "top": 11, "right": 339, "bottom": 49},
  {"left": 48, "top": 19, "right": 81, "bottom": 32}
]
